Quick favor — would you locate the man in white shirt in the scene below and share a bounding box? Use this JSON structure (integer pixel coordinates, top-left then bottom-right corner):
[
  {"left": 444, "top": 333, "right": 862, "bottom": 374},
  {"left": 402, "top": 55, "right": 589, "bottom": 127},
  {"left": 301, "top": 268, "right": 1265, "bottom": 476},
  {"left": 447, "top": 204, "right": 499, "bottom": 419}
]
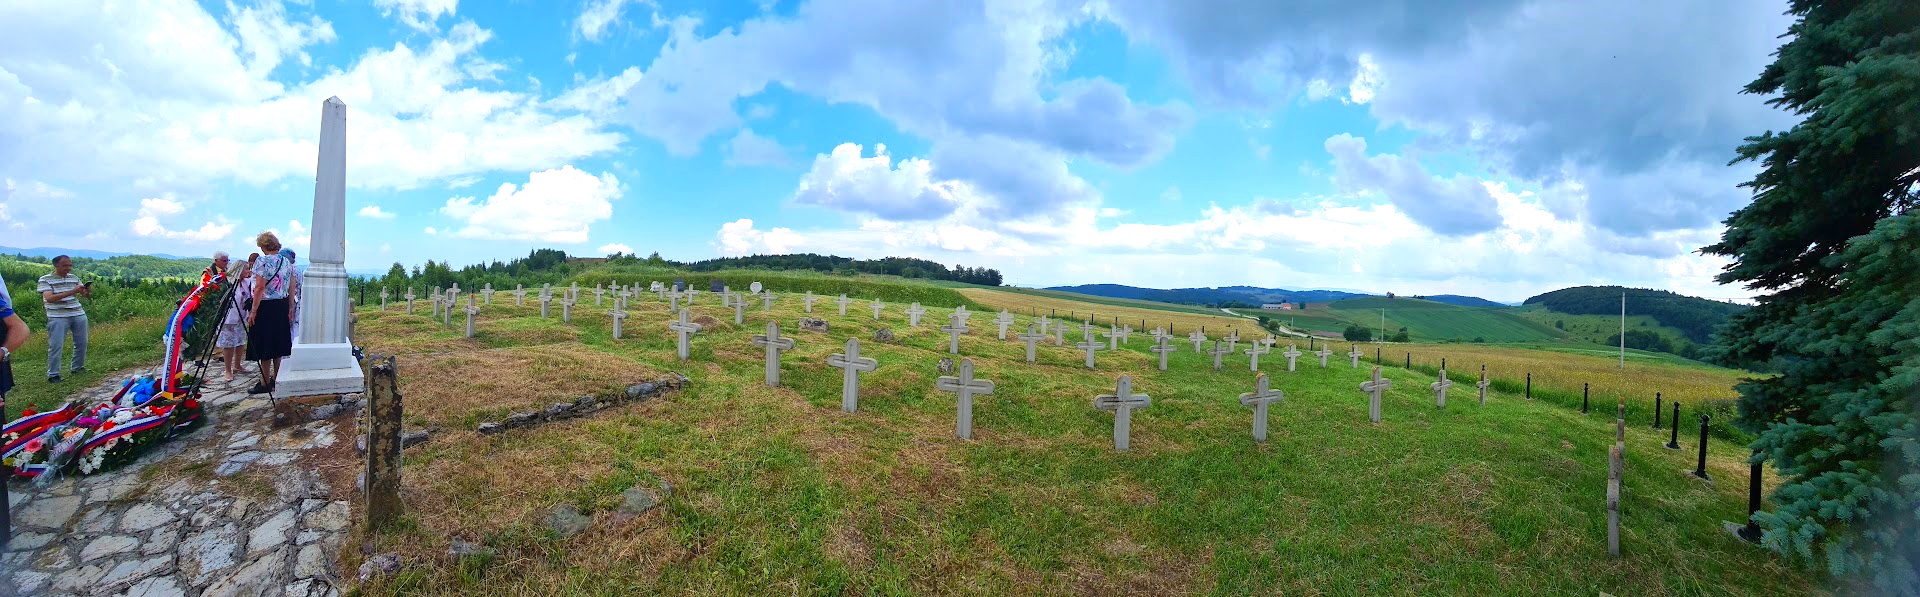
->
[{"left": 37, "top": 255, "right": 90, "bottom": 382}]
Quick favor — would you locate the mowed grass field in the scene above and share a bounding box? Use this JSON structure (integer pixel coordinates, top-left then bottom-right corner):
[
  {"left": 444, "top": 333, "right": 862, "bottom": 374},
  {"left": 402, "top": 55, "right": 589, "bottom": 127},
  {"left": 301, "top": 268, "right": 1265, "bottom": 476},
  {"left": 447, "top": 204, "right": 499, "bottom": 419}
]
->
[
  {"left": 346, "top": 279, "right": 1818, "bottom": 595},
  {"left": 957, "top": 288, "right": 1262, "bottom": 339},
  {"left": 1323, "top": 297, "right": 1565, "bottom": 343}
]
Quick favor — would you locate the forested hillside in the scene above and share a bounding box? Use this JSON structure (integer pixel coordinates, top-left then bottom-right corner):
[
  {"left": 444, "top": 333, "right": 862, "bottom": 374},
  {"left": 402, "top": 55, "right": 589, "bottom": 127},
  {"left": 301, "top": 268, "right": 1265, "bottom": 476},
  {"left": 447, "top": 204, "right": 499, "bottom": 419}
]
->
[
  {"left": 644, "top": 252, "right": 1003, "bottom": 286},
  {"left": 1523, "top": 286, "right": 1744, "bottom": 345}
]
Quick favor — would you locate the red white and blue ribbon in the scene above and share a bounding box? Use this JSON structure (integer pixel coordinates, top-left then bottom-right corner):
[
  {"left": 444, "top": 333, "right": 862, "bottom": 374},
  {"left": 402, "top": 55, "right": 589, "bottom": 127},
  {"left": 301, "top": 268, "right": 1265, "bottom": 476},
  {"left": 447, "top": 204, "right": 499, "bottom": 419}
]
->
[
  {"left": 2, "top": 405, "right": 78, "bottom": 457},
  {"left": 79, "top": 410, "right": 171, "bottom": 454},
  {"left": 162, "top": 270, "right": 224, "bottom": 395}
]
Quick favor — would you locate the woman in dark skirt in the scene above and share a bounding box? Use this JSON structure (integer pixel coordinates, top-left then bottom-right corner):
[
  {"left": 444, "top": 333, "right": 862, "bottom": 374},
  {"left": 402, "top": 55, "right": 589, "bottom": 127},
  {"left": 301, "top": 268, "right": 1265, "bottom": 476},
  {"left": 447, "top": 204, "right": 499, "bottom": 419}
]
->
[{"left": 245, "top": 232, "right": 295, "bottom": 394}]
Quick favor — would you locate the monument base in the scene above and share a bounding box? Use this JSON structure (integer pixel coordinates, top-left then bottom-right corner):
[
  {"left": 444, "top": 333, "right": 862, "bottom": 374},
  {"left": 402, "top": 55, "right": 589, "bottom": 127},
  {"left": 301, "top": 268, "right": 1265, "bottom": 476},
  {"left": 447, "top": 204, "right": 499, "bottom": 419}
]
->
[{"left": 277, "top": 342, "right": 365, "bottom": 397}]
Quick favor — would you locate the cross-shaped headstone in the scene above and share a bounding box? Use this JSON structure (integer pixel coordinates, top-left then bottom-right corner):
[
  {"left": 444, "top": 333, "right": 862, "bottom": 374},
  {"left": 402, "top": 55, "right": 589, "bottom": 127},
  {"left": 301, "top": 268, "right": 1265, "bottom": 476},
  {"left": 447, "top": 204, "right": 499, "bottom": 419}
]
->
[
  {"left": 1117, "top": 325, "right": 1132, "bottom": 344},
  {"left": 1210, "top": 340, "right": 1232, "bottom": 371},
  {"left": 1151, "top": 335, "right": 1177, "bottom": 371},
  {"left": 595, "top": 285, "right": 605, "bottom": 306},
  {"left": 953, "top": 305, "right": 970, "bottom": 323},
  {"left": 668, "top": 291, "right": 681, "bottom": 313},
  {"left": 935, "top": 358, "right": 995, "bottom": 440},
  {"left": 1239, "top": 373, "right": 1285, "bottom": 442},
  {"left": 540, "top": 292, "right": 552, "bottom": 318},
  {"left": 1016, "top": 324, "right": 1045, "bottom": 363},
  {"left": 940, "top": 312, "right": 970, "bottom": 354},
  {"left": 1226, "top": 330, "right": 1240, "bottom": 353},
  {"left": 513, "top": 285, "right": 525, "bottom": 306},
  {"left": 464, "top": 297, "right": 479, "bottom": 338},
  {"left": 752, "top": 320, "right": 796, "bottom": 387},
  {"left": 827, "top": 338, "right": 878, "bottom": 413},
  {"left": 404, "top": 287, "right": 416, "bottom": 314},
  {"left": 430, "top": 289, "right": 442, "bottom": 318},
  {"left": 1077, "top": 329, "right": 1103, "bottom": 369},
  {"left": 836, "top": 294, "right": 853, "bottom": 316},
  {"left": 669, "top": 309, "right": 702, "bottom": 360},
  {"left": 561, "top": 298, "right": 574, "bottom": 323},
  {"left": 733, "top": 295, "right": 746, "bottom": 324},
  {"left": 448, "top": 283, "right": 461, "bottom": 304},
  {"left": 1106, "top": 325, "right": 1120, "bottom": 350},
  {"left": 906, "top": 303, "right": 927, "bottom": 327},
  {"left": 1189, "top": 330, "right": 1207, "bottom": 353},
  {"left": 1477, "top": 367, "right": 1491, "bottom": 406},
  {"left": 720, "top": 286, "right": 732, "bottom": 307},
  {"left": 1053, "top": 322, "right": 1065, "bottom": 346},
  {"left": 610, "top": 306, "right": 627, "bottom": 339},
  {"left": 1038, "top": 315, "right": 1051, "bottom": 335},
  {"left": 1314, "top": 346, "right": 1332, "bottom": 368},
  {"left": 762, "top": 290, "right": 775, "bottom": 311},
  {"left": 1281, "top": 344, "right": 1302, "bottom": 372},
  {"left": 1431, "top": 367, "right": 1454, "bottom": 408},
  {"left": 871, "top": 299, "right": 884, "bottom": 320},
  {"left": 803, "top": 291, "right": 816, "bottom": 313},
  {"left": 1247, "top": 342, "right": 1271, "bottom": 371},
  {"left": 379, "top": 287, "right": 389, "bottom": 311},
  {"left": 482, "top": 283, "right": 494, "bottom": 306},
  {"left": 569, "top": 282, "right": 579, "bottom": 302},
  {"left": 994, "top": 310, "right": 1015, "bottom": 340},
  {"left": 1348, "top": 345, "right": 1364, "bottom": 368},
  {"left": 1260, "top": 336, "right": 1276, "bottom": 351},
  {"left": 1093, "top": 376, "right": 1151, "bottom": 451},
  {"left": 1361, "top": 367, "right": 1392, "bottom": 423},
  {"left": 441, "top": 291, "right": 453, "bottom": 328}
]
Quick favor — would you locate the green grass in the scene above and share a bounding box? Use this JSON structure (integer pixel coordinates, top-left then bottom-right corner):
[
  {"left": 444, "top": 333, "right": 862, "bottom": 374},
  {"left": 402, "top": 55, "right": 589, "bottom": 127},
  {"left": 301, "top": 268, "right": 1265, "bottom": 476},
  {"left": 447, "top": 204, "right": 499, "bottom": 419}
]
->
[
  {"left": 993, "top": 287, "right": 1252, "bottom": 318},
  {"left": 1322, "top": 297, "right": 1565, "bottom": 343},
  {"left": 1510, "top": 305, "right": 1700, "bottom": 352},
  {"left": 351, "top": 277, "right": 1821, "bottom": 596},
  {"left": 4, "top": 316, "right": 171, "bottom": 419}
]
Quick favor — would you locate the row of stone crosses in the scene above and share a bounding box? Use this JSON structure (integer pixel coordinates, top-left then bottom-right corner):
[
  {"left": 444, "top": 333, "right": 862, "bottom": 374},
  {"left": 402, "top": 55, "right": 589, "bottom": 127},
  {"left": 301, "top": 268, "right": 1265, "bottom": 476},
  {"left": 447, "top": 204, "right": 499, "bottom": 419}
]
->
[{"left": 375, "top": 280, "right": 1493, "bottom": 451}]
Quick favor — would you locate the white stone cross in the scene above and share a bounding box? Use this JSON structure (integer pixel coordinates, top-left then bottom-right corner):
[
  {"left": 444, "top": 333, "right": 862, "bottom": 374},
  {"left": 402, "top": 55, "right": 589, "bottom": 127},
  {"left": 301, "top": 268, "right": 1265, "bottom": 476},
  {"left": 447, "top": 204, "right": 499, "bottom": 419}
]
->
[
  {"left": 1348, "top": 345, "right": 1364, "bottom": 368},
  {"left": 804, "top": 291, "right": 816, "bottom": 313},
  {"left": 404, "top": 287, "right": 417, "bottom": 314},
  {"left": 464, "top": 298, "right": 479, "bottom": 338},
  {"left": 1226, "top": 330, "right": 1240, "bottom": 354},
  {"left": 1315, "top": 346, "right": 1332, "bottom": 368},
  {"left": 448, "top": 283, "right": 461, "bottom": 304},
  {"left": 561, "top": 298, "right": 574, "bottom": 323},
  {"left": 1260, "top": 336, "right": 1276, "bottom": 351},
  {"left": 1189, "top": 330, "right": 1207, "bottom": 353},
  {"left": 827, "top": 338, "right": 878, "bottom": 413},
  {"left": 752, "top": 320, "right": 796, "bottom": 387},
  {"left": 935, "top": 358, "right": 995, "bottom": 440},
  {"left": 1361, "top": 367, "right": 1392, "bottom": 423},
  {"left": 1053, "top": 322, "right": 1064, "bottom": 346},
  {"left": 1016, "top": 324, "right": 1045, "bottom": 363},
  {"left": 734, "top": 295, "right": 746, "bottom": 324},
  {"left": 610, "top": 306, "right": 627, "bottom": 339},
  {"left": 595, "top": 285, "right": 605, "bottom": 306},
  {"left": 441, "top": 291, "right": 454, "bottom": 327},
  {"left": 514, "top": 285, "right": 525, "bottom": 306},
  {"left": 953, "top": 305, "right": 970, "bottom": 323},
  {"left": 1431, "top": 367, "right": 1454, "bottom": 408},
  {"left": 669, "top": 309, "right": 702, "bottom": 360},
  {"left": 1247, "top": 342, "right": 1271, "bottom": 371},
  {"left": 836, "top": 294, "right": 853, "bottom": 316},
  {"left": 1477, "top": 367, "right": 1491, "bottom": 406},
  {"left": 940, "top": 312, "right": 969, "bottom": 354},
  {"left": 1105, "top": 325, "right": 1120, "bottom": 350},
  {"left": 762, "top": 290, "right": 775, "bottom": 311},
  {"left": 906, "top": 303, "right": 927, "bottom": 327},
  {"left": 540, "top": 292, "right": 553, "bottom": 318},
  {"left": 1093, "top": 376, "right": 1151, "bottom": 451},
  {"left": 994, "top": 310, "right": 1015, "bottom": 340},
  {"left": 1239, "top": 373, "right": 1285, "bottom": 442},
  {"left": 1151, "top": 335, "right": 1177, "bottom": 371},
  {"left": 1281, "top": 344, "right": 1303, "bottom": 372},
  {"left": 430, "top": 289, "right": 442, "bottom": 318},
  {"left": 482, "top": 284, "right": 494, "bottom": 305},
  {"left": 1210, "top": 340, "right": 1232, "bottom": 371},
  {"left": 1077, "top": 329, "right": 1103, "bottom": 369},
  {"left": 569, "top": 282, "right": 579, "bottom": 302},
  {"left": 721, "top": 286, "right": 732, "bottom": 306},
  {"left": 1117, "top": 325, "right": 1132, "bottom": 344},
  {"left": 379, "top": 286, "right": 389, "bottom": 311},
  {"left": 668, "top": 291, "right": 681, "bottom": 313},
  {"left": 1038, "top": 315, "right": 1051, "bottom": 335},
  {"left": 871, "top": 299, "right": 884, "bottom": 320}
]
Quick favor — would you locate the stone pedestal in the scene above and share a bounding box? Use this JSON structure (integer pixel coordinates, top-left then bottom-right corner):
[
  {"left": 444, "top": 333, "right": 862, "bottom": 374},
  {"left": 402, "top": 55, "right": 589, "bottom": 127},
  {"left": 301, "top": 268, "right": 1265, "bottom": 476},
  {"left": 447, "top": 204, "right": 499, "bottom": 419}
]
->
[{"left": 279, "top": 97, "right": 365, "bottom": 397}]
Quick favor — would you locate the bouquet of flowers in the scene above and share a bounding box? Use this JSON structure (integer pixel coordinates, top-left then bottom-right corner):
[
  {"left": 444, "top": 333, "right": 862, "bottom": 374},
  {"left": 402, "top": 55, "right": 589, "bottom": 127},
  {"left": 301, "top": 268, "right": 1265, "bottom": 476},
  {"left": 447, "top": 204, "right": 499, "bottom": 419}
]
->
[
  {"left": 3, "top": 402, "right": 79, "bottom": 477},
  {"left": 74, "top": 401, "right": 181, "bottom": 475}
]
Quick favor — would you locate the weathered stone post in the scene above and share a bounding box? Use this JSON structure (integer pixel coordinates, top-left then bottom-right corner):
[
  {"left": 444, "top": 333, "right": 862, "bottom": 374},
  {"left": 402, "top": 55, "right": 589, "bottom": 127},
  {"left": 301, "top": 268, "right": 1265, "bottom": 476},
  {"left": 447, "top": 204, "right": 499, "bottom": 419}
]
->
[{"left": 364, "top": 355, "right": 403, "bottom": 529}]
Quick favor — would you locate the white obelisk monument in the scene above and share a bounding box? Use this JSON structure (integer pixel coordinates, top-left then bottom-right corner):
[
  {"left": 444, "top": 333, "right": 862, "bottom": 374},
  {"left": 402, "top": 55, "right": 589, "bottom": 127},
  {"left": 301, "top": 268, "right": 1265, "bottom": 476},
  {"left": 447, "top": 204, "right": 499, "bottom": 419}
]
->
[{"left": 278, "top": 97, "right": 366, "bottom": 396}]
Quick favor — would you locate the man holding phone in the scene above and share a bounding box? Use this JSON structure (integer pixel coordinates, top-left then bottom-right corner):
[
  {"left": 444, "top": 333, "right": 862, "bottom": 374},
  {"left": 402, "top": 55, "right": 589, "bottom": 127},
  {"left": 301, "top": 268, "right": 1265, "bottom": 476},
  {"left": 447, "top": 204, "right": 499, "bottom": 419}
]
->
[{"left": 37, "top": 254, "right": 90, "bottom": 382}]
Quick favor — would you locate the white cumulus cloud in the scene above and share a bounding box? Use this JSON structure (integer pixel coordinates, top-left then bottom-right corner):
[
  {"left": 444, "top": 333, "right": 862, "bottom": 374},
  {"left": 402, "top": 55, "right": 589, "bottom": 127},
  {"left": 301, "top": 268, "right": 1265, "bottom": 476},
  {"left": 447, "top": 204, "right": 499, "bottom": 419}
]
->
[
  {"left": 716, "top": 219, "right": 803, "bottom": 256},
  {"left": 358, "top": 205, "right": 396, "bottom": 220},
  {"left": 130, "top": 195, "right": 233, "bottom": 243},
  {"left": 597, "top": 243, "right": 635, "bottom": 255},
  {"left": 440, "top": 166, "right": 621, "bottom": 243}
]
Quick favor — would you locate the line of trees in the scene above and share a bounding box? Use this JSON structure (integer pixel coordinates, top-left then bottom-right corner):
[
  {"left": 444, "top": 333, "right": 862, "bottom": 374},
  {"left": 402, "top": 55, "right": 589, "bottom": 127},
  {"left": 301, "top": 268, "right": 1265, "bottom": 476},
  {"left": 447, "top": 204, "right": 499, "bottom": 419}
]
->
[
  {"left": 665, "top": 253, "right": 1003, "bottom": 286},
  {"left": 1522, "top": 285, "right": 1745, "bottom": 344}
]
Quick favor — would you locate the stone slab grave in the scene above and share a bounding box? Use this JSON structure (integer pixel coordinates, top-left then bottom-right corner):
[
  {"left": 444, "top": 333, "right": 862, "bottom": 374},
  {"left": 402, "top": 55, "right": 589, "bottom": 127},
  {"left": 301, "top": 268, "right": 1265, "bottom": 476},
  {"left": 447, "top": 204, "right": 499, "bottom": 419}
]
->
[
  {"left": 994, "top": 310, "right": 1014, "bottom": 339},
  {"left": 1281, "top": 344, "right": 1302, "bottom": 372},
  {"left": 1, "top": 373, "right": 354, "bottom": 597},
  {"left": 935, "top": 358, "right": 995, "bottom": 440},
  {"left": 1016, "top": 324, "right": 1045, "bottom": 363},
  {"left": 1093, "top": 375, "right": 1151, "bottom": 451},
  {"left": 827, "top": 338, "right": 879, "bottom": 413},
  {"left": 1361, "top": 367, "right": 1392, "bottom": 423},
  {"left": 940, "top": 312, "right": 970, "bottom": 354},
  {"left": 1151, "top": 335, "right": 1177, "bottom": 371},
  {"left": 476, "top": 374, "right": 688, "bottom": 435},
  {"left": 668, "top": 309, "right": 702, "bottom": 360},
  {"left": 1431, "top": 366, "right": 1454, "bottom": 408},
  {"left": 1077, "top": 325, "right": 1103, "bottom": 369},
  {"left": 752, "top": 320, "right": 796, "bottom": 387},
  {"left": 1239, "top": 373, "right": 1285, "bottom": 442},
  {"left": 905, "top": 303, "right": 926, "bottom": 327}
]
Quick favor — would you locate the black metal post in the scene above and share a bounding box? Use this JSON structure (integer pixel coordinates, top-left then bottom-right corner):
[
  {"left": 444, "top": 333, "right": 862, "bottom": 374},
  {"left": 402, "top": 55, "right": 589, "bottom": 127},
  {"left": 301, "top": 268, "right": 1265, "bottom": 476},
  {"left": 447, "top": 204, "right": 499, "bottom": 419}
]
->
[
  {"left": 1376, "top": 347, "right": 1382, "bottom": 365},
  {"left": 1737, "top": 456, "right": 1764, "bottom": 542},
  {"left": 1525, "top": 373, "right": 1532, "bottom": 400},
  {"left": 1405, "top": 353, "right": 1411, "bottom": 368},
  {"left": 1653, "top": 393, "right": 1663, "bottom": 429},
  {"left": 1666, "top": 402, "right": 1681, "bottom": 449},
  {"left": 1692, "top": 414, "right": 1712, "bottom": 480},
  {"left": 1441, "top": 358, "right": 1446, "bottom": 370},
  {"left": 1582, "top": 383, "right": 1589, "bottom": 413}
]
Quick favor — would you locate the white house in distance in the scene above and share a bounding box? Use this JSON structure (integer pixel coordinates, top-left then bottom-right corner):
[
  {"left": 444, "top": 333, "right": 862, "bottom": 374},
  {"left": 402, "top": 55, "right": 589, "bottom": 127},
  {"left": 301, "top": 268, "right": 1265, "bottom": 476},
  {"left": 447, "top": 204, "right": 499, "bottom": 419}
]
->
[{"left": 1260, "top": 303, "right": 1294, "bottom": 310}]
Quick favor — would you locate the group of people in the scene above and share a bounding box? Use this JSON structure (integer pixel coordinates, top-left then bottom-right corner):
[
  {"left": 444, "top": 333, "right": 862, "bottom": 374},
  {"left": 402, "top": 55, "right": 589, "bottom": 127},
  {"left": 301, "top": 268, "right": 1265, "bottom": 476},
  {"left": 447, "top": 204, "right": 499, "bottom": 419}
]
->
[
  {"left": 212, "top": 231, "right": 303, "bottom": 395},
  {"left": 0, "top": 230, "right": 305, "bottom": 411}
]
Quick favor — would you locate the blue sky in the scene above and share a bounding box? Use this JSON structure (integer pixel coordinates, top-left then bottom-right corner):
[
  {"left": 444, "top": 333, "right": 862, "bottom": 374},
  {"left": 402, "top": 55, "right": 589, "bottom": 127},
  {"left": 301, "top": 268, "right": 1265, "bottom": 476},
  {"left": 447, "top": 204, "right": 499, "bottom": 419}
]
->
[{"left": 0, "top": 0, "right": 1794, "bottom": 301}]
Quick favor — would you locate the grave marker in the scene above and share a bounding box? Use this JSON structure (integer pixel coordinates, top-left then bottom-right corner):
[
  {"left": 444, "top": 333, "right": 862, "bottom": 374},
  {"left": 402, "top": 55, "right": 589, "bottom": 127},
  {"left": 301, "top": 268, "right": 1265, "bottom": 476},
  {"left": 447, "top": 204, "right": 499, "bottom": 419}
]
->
[
  {"left": 1348, "top": 345, "right": 1363, "bottom": 368},
  {"left": 1315, "top": 346, "right": 1332, "bottom": 368},
  {"left": 1016, "top": 324, "right": 1045, "bottom": 363},
  {"left": 481, "top": 283, "right": 493, "bottom": 306},
  {"left": 1431, "top": 367, "right": 1453, "bottom": 408},
  {"left": 1077, "top": 328, "right": 1103, "bottom": 369},
  {"left": 1239, "top": 373, "right": 1285, "bottom": 442},
  {"left": 734, "top": 295, "right": 746, "bottom": 324},
  {"left": 940, "top": 312, "right": 970, "bottom": 354},
  {"left": 405, "top": 287, "right": 416, "bottom": 314},
  {"left": 562, "top": 299, "right": 574, "bottom": 323},
  {"left": 935, "top": 358, "right": 995, "bottom": 440},
  {"left": 1093, "top": 376, "right": 1151, "bottom": 451},
  {"left": 836, "top": 294, "right": 853, "bottom": 316},
  {"left": 1209, "top": 340, "right": 1231, "bottom": 371},
  {"left": 1038, "top": 315, "right": 1051, "bottom": 335},
  {"left": 1476, "top": 366, "right": 1490, "bottom": 406},
  {"left": 827, "top": 338, "right": 878, "bottom": 413},
  {"left": 751, "top": 321, "right": 796, "bottom": 386},
  {"left": 595, "top": 285, "right": 604, "bottom": 306},
  {"left": 379, "top": 287, "right": 389, "bottom": 311},
  {"left": 669, "top": 309, "right": 702, "bottom": 360},
  {"left": 1281, "top": 344, "right": 1302, "bottom": 372},
  {"left": 1246, "top": 342, "right": 1270, "bottom": 371},
  {"left": 540, "top": 293, "right": 552, "bottom": 318},
  {"left": 995, "top": 310, "right": 1014, "bottom": 339},
  {"left": 871, "top": 299, "right": 884, "bottom": 320},
  {"left": 464, "top": 298, "right": 478, "bottom": 338},
  {"left": 514, "top": 284, "right": 525, "bottom": 306},
  {"left": 1151, "top": 335, "right": 1176, "bottom": 370},
  {"left": 804, "top": 291, "right": 816, "bottom": 313},
  {"left": 1189, "top": 330, "right": 1207, "bottom": 353},
  {"left": 762, "top": 290, "right": 775, "bottom": 311},
  {"left": 906, "top": 303, "right": 927, "bottom": 327},
  {"left": 610, "top": 306, "right": 627, "bottom": 339},
  {"left": 1361, "top": 367, "right": 1392, "bottom": 423}
]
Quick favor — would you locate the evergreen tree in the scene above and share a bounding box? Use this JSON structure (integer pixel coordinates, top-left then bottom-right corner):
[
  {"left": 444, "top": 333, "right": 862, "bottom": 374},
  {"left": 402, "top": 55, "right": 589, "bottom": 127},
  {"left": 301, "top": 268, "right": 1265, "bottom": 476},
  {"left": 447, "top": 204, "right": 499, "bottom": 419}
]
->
[{"left": 1702, "top": 1, "right": 1919, "bottom": 590}]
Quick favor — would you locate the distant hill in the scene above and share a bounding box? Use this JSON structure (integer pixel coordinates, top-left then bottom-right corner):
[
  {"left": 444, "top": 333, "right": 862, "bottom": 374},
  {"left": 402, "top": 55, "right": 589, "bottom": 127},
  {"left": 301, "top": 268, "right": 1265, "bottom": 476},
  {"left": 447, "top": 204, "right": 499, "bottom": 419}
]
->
[
  {"left": 1419, "top": 294, "right": 1508, "bottom": 308},
  {"left": 1523, "top": 286, "right": 1746, "bottom": 345},
  {"left": 1048, "top": 284, "right": 1371, "bottom": 307},
  {"left": 0, "top": 245, "right": 194, "bottom": 261},
  {"left": 1321, "top": 296, "right": 1565, "bottom": 343}
]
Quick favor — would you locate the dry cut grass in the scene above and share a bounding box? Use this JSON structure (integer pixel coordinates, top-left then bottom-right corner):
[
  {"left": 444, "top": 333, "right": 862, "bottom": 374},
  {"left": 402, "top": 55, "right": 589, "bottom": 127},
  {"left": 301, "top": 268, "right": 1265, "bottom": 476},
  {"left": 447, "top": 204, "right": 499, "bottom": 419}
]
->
[
  {"left": 958, "top": 288, "right": 1262, "bottom": 339},
  {"left": 397, "top": 343, "right": 665, "bottom": 428}
]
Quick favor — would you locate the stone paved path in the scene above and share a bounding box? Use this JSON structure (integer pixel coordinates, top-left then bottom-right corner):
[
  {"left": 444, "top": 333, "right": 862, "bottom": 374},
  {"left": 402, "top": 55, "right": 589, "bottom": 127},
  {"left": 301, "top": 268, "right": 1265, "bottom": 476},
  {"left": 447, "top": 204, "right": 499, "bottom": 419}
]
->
[{"left": 4, "top": 374, "right": 356, "bottom": 596}]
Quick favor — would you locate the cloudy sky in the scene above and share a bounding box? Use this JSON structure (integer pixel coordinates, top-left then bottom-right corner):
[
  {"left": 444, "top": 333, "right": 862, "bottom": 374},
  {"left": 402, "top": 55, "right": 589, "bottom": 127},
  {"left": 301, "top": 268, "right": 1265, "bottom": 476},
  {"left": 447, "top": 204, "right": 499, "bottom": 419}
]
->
[{"left": 0, "top": 0, "right": 1794, "bottom": 301}]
